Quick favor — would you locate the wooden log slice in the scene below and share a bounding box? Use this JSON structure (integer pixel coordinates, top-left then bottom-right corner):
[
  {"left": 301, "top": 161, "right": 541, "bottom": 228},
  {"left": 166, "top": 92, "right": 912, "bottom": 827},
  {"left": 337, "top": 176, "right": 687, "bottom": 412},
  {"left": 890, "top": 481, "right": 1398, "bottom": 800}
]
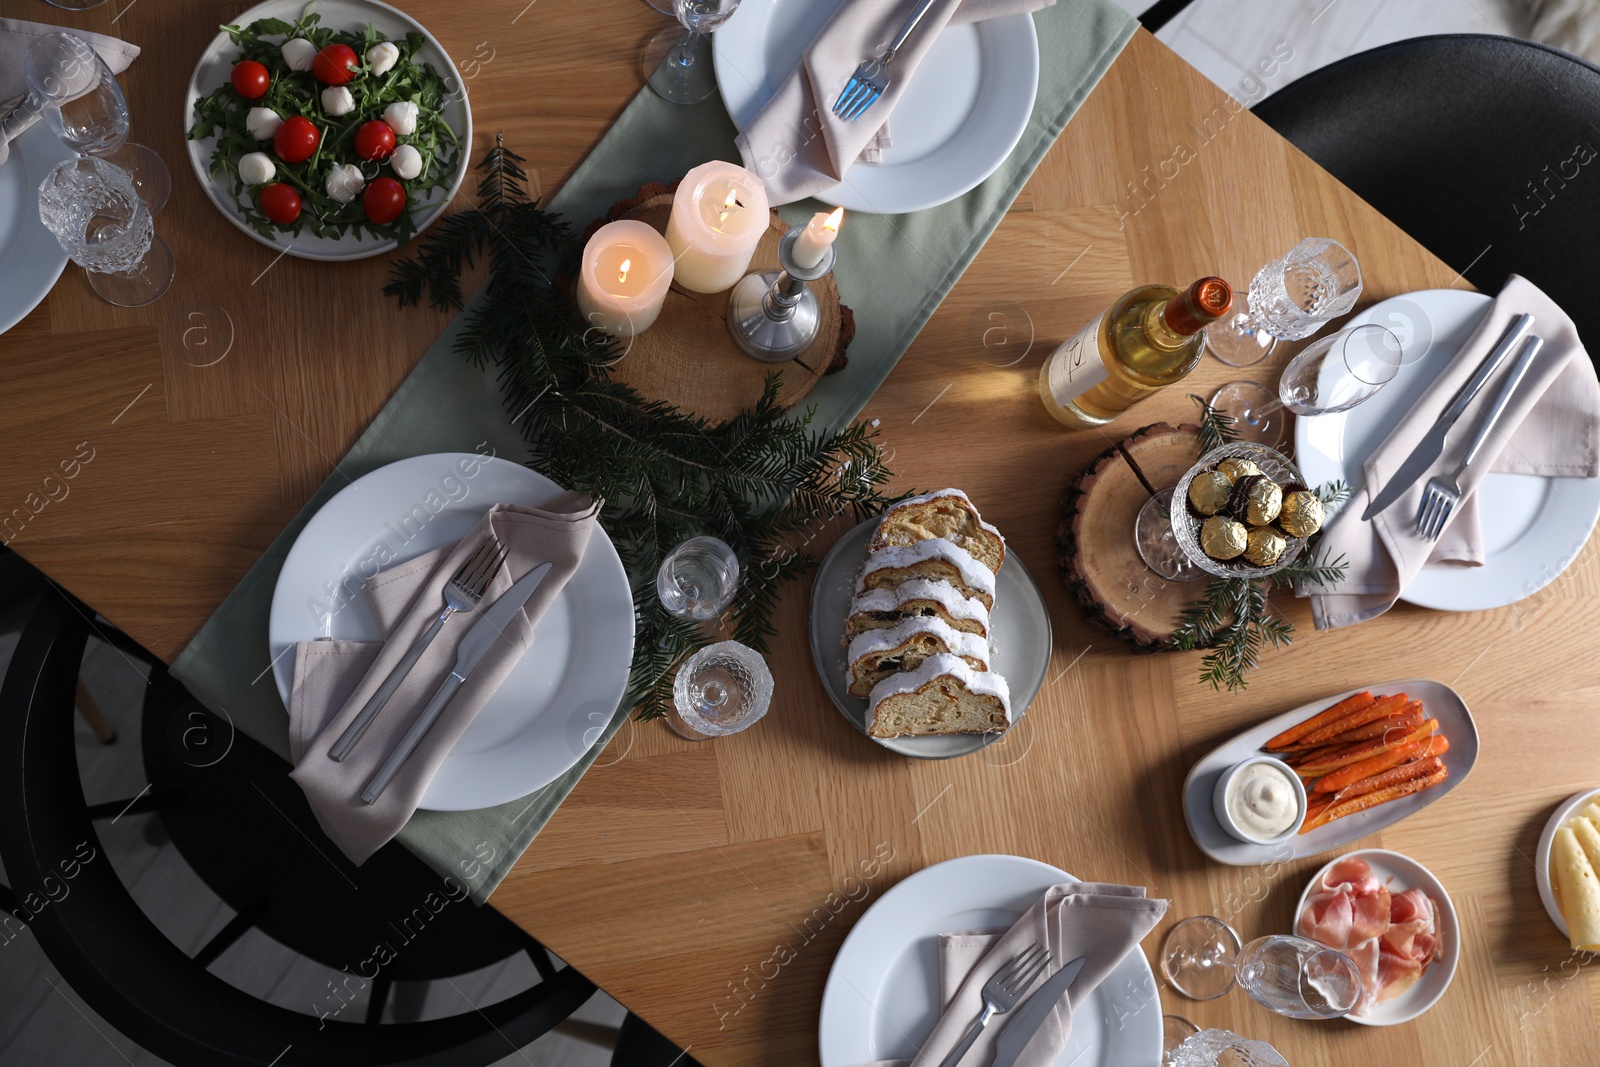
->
[
  {"left": 1055, "top": 422, "right": 1207, "bottom": 652},
  {"left": 585, "top": 187, "right": 853, "bottom": 424}
]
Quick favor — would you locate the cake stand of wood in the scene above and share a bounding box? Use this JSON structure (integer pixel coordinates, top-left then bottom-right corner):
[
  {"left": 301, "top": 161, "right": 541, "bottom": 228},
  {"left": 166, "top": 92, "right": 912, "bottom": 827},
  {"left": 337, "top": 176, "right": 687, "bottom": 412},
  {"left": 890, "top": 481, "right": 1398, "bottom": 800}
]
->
[
  {"left": 1055, "top": 422, "right": 1207, "bottom": 652},
  {"left": 586, "top": 187, "right": 853, "bottom": 424}
]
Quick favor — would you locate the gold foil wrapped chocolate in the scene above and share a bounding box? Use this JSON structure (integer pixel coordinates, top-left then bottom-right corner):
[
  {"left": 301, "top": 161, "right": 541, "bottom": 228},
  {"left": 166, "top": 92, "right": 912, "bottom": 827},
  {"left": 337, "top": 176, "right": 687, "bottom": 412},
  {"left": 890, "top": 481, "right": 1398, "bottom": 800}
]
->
[
  {"left": 1238, "top": 476, "right": 1283, "bottom": 526},
  {"left": 1200, "top": 516, "right": 1248, "bottom": 561},
  {"left": 1216, "top": 458, "right": 1261, "bottom": 483},
  {"left": 1188, "top": 471, "right": 1234, "bottom": 516},
  {"left": 1244, "top": 526, "right": 1288, "bottom": 567},
  {"left": 1279, "top": 491, "right": 1325, "bottom": 538}
]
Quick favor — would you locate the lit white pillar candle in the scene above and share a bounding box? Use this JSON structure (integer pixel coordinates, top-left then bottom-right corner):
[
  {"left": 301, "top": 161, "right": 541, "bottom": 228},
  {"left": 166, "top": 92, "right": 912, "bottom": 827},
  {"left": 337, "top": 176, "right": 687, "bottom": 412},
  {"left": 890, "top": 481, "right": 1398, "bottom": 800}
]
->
[
  {"left": 665, "top": 161, "right": 771, "bottom": 293},
  {"left": 575, "top": 220, "right": 675, "bottom": 338},
  {"left": 790, "top": 207, "right": 843, "bottom": 270}
]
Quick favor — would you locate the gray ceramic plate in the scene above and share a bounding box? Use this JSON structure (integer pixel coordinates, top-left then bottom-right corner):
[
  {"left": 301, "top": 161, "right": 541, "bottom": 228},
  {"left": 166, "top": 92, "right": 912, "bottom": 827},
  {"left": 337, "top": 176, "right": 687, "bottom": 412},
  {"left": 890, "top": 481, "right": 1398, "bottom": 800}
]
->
[{"left": 809, "top": 517, "right": 1051, "bottom": 759}]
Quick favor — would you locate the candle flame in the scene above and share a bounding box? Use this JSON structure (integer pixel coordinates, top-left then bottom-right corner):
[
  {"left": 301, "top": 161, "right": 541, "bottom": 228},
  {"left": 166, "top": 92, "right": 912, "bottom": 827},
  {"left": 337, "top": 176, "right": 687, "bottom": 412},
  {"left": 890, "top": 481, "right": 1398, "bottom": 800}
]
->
[
  {"left": 618, "top": 258, "right": 631, "bottom": 284},
  {"left": 723, "top": 189, "right": 740, "bottom": 211},
  {"left": 824, "top": 207, "right": 844, "bottom": 233}
]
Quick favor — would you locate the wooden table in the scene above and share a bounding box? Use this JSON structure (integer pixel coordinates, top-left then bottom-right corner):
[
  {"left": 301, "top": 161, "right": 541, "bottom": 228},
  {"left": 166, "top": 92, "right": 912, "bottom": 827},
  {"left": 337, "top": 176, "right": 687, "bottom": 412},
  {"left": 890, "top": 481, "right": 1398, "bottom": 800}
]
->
[{"left": 4, "top": 1, "right": 1595, "bottom": 1063}]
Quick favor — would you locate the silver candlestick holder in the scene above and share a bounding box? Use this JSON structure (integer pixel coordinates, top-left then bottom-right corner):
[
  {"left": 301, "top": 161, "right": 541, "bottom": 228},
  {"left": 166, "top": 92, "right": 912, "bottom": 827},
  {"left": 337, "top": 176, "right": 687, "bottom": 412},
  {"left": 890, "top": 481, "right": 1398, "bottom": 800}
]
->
[{"left": 726, "top": 226, "right": 836, "bottom": 363}]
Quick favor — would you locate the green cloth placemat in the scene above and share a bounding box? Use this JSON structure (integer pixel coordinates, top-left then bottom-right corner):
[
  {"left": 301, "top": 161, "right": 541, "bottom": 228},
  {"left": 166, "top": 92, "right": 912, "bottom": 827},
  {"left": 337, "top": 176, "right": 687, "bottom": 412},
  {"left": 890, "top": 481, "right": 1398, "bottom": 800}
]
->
[{"left": 170, "top": 0, "right": 1136, "bottom": 905}]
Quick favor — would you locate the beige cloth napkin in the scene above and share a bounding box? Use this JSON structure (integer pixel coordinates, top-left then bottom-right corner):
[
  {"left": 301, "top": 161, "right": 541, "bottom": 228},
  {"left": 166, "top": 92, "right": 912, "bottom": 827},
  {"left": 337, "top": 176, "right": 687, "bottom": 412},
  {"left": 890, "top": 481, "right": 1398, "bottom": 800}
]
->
[
  {"left": 1307, "top": 275, "right": 1600, "bottom": 629},
  {"left": 735, "top": 0, "right": 1055, "bottom": 206},
  {"left": 857, "top": 882, "right": 1166, "bottom": 1067},
  {"left": 288, "top": 497, "right": 600, "bottom": 863},
  {"left": 0, "top": 19, "right": 140, "bottom": 168}
]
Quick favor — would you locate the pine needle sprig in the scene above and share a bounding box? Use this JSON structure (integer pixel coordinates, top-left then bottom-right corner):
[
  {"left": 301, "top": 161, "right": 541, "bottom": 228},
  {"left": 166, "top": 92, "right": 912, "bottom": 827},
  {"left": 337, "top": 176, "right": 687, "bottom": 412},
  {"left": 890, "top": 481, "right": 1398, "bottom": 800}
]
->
[
  {"left": 1190, "top": 393, "right": 1241, "bottom": 454},
  {"left": 386, "top": 141, "right": 898, "bottom": 719}
]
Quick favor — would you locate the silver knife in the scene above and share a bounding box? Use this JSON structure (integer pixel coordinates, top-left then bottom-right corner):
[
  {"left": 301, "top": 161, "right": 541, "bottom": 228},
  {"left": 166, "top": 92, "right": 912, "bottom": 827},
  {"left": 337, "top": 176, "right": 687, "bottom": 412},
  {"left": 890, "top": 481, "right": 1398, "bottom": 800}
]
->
[
  {"left": 1362, "top": 312, "right": 1533, "bottom": 520},
  {"left": 989, "top": 955, "right": 1088, "bottom": 1067},
  {"left": 360, "top": 561, "right": 554, "bottom": 804}
]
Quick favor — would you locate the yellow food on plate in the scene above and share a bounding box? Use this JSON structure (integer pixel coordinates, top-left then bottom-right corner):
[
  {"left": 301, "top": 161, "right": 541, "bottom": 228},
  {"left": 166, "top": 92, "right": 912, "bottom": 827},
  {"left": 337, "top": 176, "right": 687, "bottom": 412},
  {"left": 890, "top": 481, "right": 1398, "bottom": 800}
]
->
[{"left": 1553, "top": 825, "right": 1600, "bottom": 951}]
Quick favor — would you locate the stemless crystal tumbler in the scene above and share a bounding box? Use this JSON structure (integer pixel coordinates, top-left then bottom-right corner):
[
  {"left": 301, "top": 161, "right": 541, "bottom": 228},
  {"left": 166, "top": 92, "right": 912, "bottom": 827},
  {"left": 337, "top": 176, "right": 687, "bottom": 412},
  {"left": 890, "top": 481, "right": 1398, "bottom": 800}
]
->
[
  {"left": 668, "top": 640, "right": 774, "bottom": 740},
  {"left": 642, "top": 0, "right": 743, "bottom": 105},
  {"left": 37, "top": 156, "right": 173, "bottom": 307},
  {"left": 1206, "top": 238, "right": 1363, "bottom": 366},
  {"left": 657, "top": 536, "right": 741, "bottom": 620},
  {"left": 1278, "top": 323, "right": 1404, "bottom": 416},
  {"left": 25, "top": 31, "right": 170, "bottom": 212},
  {"left": 1169, "top": 1029, "right": 1288, "bottom": 1067},
  {"left": 1233, "top": 934, "right": 1362, "bottom": 1019}
]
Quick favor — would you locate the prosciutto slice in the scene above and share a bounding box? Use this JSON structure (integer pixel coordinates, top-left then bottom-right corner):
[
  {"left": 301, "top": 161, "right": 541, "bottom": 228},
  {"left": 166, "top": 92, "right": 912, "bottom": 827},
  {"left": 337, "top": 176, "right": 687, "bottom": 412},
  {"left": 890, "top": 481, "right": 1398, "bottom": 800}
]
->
[{"left": 1296, "top": 858, "right": 1440, "bottom": 1015}]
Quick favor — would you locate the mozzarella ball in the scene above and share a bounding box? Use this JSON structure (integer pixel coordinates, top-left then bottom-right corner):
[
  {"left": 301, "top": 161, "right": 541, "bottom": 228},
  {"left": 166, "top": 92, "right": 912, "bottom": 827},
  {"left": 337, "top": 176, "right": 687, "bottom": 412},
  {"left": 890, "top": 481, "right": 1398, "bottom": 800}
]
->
[
  {"left": 324, "top": 162, "right": 366, "bottom": 204},
  {"left": 382, "top": 100, "right": 418, "bottom": 136},
  {"left": 280, "top": 38, "right": 317, "bottom": 72},
  {"left": 238, "top": 151, "right": 276, "bottom": 185},
  {"left": 367, "top": 41, "right": 400, "bottom": 76},
  {"left": 388, "top": 143, "right": 424, "bottom": 180},
  {"left": 245, "top": 107, "right": 282, "bottom": 140},
  {"left": 321, "top": 85, "right": 355, "bottom": 117}
]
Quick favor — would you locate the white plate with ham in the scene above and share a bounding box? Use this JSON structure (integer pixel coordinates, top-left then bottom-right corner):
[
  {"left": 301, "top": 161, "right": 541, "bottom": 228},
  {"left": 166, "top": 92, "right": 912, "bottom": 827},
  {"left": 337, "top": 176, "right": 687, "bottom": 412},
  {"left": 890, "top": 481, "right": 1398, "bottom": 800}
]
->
[{"left": 1295, "top": 850, "right": 1458, "bottom": 1025}]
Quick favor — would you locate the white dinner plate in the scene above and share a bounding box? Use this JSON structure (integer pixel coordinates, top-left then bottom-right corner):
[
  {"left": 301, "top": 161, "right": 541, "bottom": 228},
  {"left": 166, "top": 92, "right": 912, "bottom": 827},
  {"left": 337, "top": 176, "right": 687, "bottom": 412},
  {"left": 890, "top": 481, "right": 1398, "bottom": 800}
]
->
[
  {"left": 713, "top": 0, "right": 1039, "bottom": 214},
  {"left": 1295, "top": 849, "right": 1460, "bottom": 1026},
  {"left": 0, "top": 121, "right": 76, "bottom": 335},
  {"left": 268, "top": 453, "right": 634, "bottom": 811},
  {"left": 819, "top": 854, "right": 1161, "bottom": 1066},
  {"left": 1294, "top": 289, "right": 1600, "bottom": 611},
  {"left": 1182, "top": 679, "right": 1478, "bottom": 866},
  {"left": 1534, "top": 786, "right": 1600, "bottom": 939},
  {"left": 809, "top": 517, "right": 1051, "bottom": 760},
  {"left": 184, "top": 0, "right": 472, "bottom": 261}
]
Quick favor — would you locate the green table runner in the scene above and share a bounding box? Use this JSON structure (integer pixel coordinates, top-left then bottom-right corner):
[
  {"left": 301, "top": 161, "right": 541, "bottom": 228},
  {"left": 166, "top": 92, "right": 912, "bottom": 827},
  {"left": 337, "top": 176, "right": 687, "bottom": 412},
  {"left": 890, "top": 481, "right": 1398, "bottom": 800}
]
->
[{"left": 171, "top": 0, "right": 1136, "bottom": 904}]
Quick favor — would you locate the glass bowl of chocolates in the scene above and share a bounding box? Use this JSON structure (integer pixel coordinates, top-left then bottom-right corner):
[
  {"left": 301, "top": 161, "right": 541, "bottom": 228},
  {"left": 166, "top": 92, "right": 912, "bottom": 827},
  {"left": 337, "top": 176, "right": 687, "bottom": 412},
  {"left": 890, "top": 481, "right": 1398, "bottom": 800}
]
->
[{"left": 1168, "top": 443, "right": 1325, "bottom": 579}]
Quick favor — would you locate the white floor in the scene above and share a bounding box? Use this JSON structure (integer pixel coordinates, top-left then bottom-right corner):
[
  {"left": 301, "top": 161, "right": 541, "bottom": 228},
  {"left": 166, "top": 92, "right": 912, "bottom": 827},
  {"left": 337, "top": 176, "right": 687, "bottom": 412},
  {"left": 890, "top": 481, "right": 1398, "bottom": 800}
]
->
[
  {"left": 0, "top": 2, "right": 1556, "bottom": 1064},
  {"left": 0, "top": 633, "right": 622, "bottom": 1067}
]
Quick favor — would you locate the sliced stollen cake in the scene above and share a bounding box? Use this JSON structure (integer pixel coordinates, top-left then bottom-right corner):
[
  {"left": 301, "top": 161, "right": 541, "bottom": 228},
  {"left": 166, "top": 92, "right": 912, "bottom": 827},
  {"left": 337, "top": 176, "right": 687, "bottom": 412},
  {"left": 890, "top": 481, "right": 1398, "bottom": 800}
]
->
[
  {"left": 856, "top": 538, "right": 996, "bottom": 610},
  {"left": 865, "top": 653, "right": 1012, "bottom": 738},
  {"left": 869, "top": 489, "right": 1006, "bottom": 573},
  {"left": 845, "top": 616, "right": 990, "bottom": 698},
  {"left": 844, "top": 578, "right": 991, "bottom": 640}
]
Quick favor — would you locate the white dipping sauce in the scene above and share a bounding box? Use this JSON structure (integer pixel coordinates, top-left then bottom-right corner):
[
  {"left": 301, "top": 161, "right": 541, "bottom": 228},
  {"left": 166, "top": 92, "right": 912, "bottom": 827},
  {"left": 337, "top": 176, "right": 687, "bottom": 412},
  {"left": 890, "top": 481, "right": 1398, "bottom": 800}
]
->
[{"left": 1227, "top": 760, "right": 1300, "bottom": 838}]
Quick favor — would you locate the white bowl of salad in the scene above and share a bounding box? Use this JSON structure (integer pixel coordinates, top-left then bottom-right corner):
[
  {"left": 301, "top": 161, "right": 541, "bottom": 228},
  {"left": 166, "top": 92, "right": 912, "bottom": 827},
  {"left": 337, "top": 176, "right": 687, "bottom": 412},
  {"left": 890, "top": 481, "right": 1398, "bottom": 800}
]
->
[{"left": 185, "top": 0, "right": 472, "bottom": 260}]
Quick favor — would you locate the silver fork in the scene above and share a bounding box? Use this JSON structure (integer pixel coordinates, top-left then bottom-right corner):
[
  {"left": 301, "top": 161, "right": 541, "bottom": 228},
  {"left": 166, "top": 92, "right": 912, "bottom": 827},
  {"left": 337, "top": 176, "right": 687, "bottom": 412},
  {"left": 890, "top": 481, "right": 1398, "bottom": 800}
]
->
[
  {"left": 934, "top": 942, "right": 1050, "bottom": 1067},
  {"left": 1415, "top": 334, "right": 1544, "bottom": 542},
  {"left": 327, "top": 536, "right": 508, "bottom": 761},
  {"left": 832, "top": 0, "right": 942, "bottom": 122}
]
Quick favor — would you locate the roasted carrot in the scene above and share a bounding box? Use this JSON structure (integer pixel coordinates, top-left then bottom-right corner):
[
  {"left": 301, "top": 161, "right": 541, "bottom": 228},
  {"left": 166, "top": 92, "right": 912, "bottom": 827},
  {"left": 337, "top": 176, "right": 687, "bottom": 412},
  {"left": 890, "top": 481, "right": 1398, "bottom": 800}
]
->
[
  {"left": 1291, "top": 719, "right": 1437, "bottom": 777},
  {"left": 1312, "top": 738, "right": 1428, "bottom": 793},
  {"left": 1298, "top": 693, "right": 1409, "bottom": 745},
  {"left": 1336, "top": 755, "right": 1445, "bottom": 800},
  {"left": 1308, "top": 766, "right": 1449, "bottom": 828},
  {"left": 1315, "top": 703, "right": 1425, "bottom": 748},
  {"left": 1300, "top": 795, "right": 1337, "bottom": 832},
  {"left": 1265, "top": 691, "right": 1374, "bottom": 750}
]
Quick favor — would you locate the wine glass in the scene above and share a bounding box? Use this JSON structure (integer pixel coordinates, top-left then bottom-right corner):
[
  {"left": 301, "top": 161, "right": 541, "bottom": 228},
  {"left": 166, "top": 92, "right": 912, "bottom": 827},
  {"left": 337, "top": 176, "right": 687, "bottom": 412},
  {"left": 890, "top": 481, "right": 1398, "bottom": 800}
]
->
[
  {"left": 1206, "top": 238, "right": 1363, "bottom": 366},
  {"left": 1278, "top": 323, "right": 1404, "bottom": 416},
  {"left": 657, "top": 536, "right": 740, "bottom": 619},
  {"left": 667, "top": 640, "right": 773, "bottom": 740},
  {"left": 43, "top": 0, "right": 112, "bottom": 8},
  {"left": 1207, "top": 380, "right": 1289, "bottom": 449},
  {"left": 642, "top": 0, "right": 743, "bottom": 105},
  {"left": 1161, "top": 916, "right": 1241, "bottom": 1000},
  {"left": 37, "top": 156, "right": 174, "bottom": 307},
  {"left": 25, "top": 32, "right": 170, "bottom": 213},
  {"left": 1135, "top": 489, "right": 1203, "bottom": 582}
]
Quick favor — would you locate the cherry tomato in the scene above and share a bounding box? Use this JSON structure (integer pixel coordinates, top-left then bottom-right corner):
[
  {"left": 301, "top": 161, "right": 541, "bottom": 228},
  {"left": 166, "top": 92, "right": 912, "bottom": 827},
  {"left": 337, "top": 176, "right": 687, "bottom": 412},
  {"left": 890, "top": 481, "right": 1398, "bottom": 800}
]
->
[
  {"left": 231, "top": 60, "right": 271, "bottom": 100},
  {"left": 312, "top": 44, "right": 360, "bottom": 85},
  {"left": 259, "top": 183, "right": 302, "bottom": 225},
  {"left": 353, "top": 120, "right": 396, "bottom": 162},
  {"left": 273, "top": 116, "right": 320, "bottom": 164},
  {"left": 362, "top": 177, "right": 406, "bottom": 225}
]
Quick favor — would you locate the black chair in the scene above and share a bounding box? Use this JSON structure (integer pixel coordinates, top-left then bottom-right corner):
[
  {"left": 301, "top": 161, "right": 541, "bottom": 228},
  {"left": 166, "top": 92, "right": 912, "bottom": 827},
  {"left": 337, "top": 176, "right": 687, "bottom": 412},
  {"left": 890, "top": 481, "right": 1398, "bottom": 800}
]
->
[
  {"left": 1138, "top": 0, "right": 1198, "bottom": 33},
  {"left": 1253, "top": 34, "right": 1600, "bottom": 356},
  {"left": 0, "top": 587, "right": 598, "bottom": 1066}
]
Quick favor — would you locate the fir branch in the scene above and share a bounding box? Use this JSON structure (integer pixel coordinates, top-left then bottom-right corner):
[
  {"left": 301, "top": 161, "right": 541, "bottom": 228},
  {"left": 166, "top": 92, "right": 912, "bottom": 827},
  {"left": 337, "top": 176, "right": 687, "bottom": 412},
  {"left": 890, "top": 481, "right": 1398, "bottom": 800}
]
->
[
  {"left": 1316, "top": 479, "right": 1351, "bottom": 508},
  {"left": 1190, "top": 393, "right": 1240, "bottom": 454},
  {"left": 388, "top": 141, "right": 899, "bottom": 722}
]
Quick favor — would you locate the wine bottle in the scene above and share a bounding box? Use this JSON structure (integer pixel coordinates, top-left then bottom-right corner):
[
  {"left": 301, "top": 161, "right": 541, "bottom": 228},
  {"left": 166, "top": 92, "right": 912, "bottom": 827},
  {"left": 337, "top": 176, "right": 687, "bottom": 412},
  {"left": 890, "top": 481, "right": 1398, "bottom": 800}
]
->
[{"left": 1039, "top": 277, "right": 1233, "bottom": 429}]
